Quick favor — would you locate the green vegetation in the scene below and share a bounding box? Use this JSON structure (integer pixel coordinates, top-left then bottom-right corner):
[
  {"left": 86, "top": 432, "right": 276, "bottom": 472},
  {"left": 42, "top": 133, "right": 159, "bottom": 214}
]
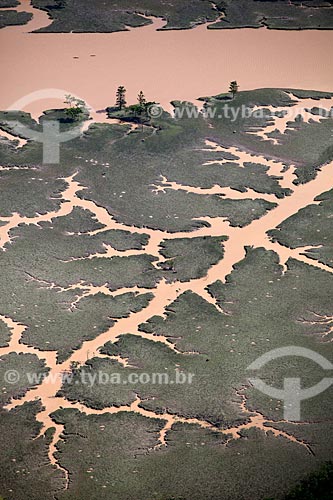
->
[
  {"left": 0, "top": 8, "right": 32, "bottom": 29},
  {"left": 107, "top": 90, "right": 156, "bottom": 127},
  {"left": 54, "top": 0, "right": 66, "bottom": 8},
  {"left": 198, "top": 88, "right": 333, "bottom": 184},
  {"left": 268, "top": 189, "right": 333, "bottom": 269},
  {"left": 0, "top": 401, "right": 63, "bottom": 500},
  {"left": 0, "top": 0, "right": 19, "bottom": 6},
  {"left": 0, "top": 208, "right": 156, "bottom": 361},
  {"left": 2, "top": 0, "right": 332, "bottom": 31},
  {"left": 2, "top": 88, "right": 332, "bottom": 233},
  {"left": 59, "top": 247, "right": 333, "bottom": 426},
  {"left": 0, "top": 168, "right": 67, "bottom": 217},
  {"left": 157, "top": 235, "right": 227, "bottom": 282},
  {"left": 1, "top": 88, "right": 333, "bottom": 499},
  {"left": 23, "top": 0, "right": 333, "bottom": 33},
  {"left": 0, "top": 352, "right": 49, "bottom": 405},
  {"left": 229, "top": 80, "right": 239, "bottom": 99},
  {"left": 0, "top": 319, "right": 11, "bottom": 348},
  {"left": 30, "top": 0, "right": 220, "bottom": 32},
  {"left": 283, "top": 461, "right": 333, "bottom": 500},
  {"left": 50, "top": 410, "right": 317, "bottom": 500},
  {"left": 137, "top": 90, "right": 146, "bottom": 108},
  {"left": 209, "top": 0, "right": 333, "bottom": 30},
  {"left": 267, "top": 462, "right": 333, "bottom": 500},
  {"left": 64, "top": 95, "right": 87, "bottom": 122},
  {"left": 54, "top": 246, "right": 333, "bottom": 498},
  {"left": 282, "top": 89, "right": 333, "bottom": 100},
  {"left": 115, "top": 86, "right": 127, "bottom": 111}
]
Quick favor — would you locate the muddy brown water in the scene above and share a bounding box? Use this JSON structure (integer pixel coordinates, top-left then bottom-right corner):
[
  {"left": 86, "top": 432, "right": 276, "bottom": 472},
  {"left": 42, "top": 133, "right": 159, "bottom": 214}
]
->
[{"left": 0, "top": 0, "right": 333, "bottom": 117}]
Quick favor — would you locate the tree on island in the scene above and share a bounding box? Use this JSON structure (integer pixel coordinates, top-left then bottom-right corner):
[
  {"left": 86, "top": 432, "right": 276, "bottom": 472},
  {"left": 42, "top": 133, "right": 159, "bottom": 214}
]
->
[
  {"left": 229, "top": 81, "right": 239, "bottom": 99},
  {"left": 64, "top": 94, "right": 86, "bottom": 121},
  {"left": 108, "top": 89, "right": 158, "bottom": 131},
  {"left": 127, "top": 91, "right": 151, "bottom": 130},
  {"left": 137, "top": 91, "right": 148, "bottom": 129},
  {"left": 116, "top": 86, "right": 127, "bottom": 110},
  {"left": 137, "top": 90, "right": 146, "bottom": 108}
]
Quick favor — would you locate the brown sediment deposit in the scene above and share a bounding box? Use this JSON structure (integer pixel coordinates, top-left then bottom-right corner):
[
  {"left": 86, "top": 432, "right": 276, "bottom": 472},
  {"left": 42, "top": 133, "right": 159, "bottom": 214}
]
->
[
  {"left": 202, "top": 140, "right": 297, "bottom": 190},
  {"left": 1, "top": 1, "right": 333, "bottom": 118},
  {"left": 0, "top": 173, "right": 80, "bottom": 248},
  {"left": 0, "top": 128, "right": 27, "bottom": 147},
  {"left": 250, "top": 96, "right": 333, "bottom": 144},
  {"left": 152, "top": 174, "right": 280, "bottom": 203}
]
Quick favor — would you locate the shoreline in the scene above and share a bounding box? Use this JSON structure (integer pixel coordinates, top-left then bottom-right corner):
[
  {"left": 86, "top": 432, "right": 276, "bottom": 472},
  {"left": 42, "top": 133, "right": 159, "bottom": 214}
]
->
[{"left": 3, "top": 0, "right": 333, "bottom": 34}]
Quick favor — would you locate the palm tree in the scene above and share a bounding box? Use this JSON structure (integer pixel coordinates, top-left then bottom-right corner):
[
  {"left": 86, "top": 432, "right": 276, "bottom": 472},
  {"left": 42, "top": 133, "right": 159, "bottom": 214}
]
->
[
  {"left": 229, "top": 81, "right": 239, "bottom": 99},
  {"left": 116, "top": 86, "right": 127, "bottom": 110}
]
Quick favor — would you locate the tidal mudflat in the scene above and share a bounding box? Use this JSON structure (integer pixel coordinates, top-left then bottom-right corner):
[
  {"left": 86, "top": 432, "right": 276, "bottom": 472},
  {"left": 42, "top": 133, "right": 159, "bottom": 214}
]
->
[
  {"left": 0, "top": 87, "right": 333, "bottom": 499},
  {"left": 0, "top": 2, "right": 333, "bottom": 500}
]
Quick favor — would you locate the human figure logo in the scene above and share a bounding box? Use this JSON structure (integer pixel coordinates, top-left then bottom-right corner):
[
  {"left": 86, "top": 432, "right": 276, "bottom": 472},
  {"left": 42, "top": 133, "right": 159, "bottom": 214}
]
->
[{"left": 247, "top": 346, "right": 333, "bottom": 421}]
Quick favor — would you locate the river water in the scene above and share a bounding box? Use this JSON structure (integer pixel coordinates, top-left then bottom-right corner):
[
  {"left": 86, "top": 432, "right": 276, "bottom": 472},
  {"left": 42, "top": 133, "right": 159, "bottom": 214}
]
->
[{"left": 0, "top": 0, "right": 333, "bottom": 117}]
